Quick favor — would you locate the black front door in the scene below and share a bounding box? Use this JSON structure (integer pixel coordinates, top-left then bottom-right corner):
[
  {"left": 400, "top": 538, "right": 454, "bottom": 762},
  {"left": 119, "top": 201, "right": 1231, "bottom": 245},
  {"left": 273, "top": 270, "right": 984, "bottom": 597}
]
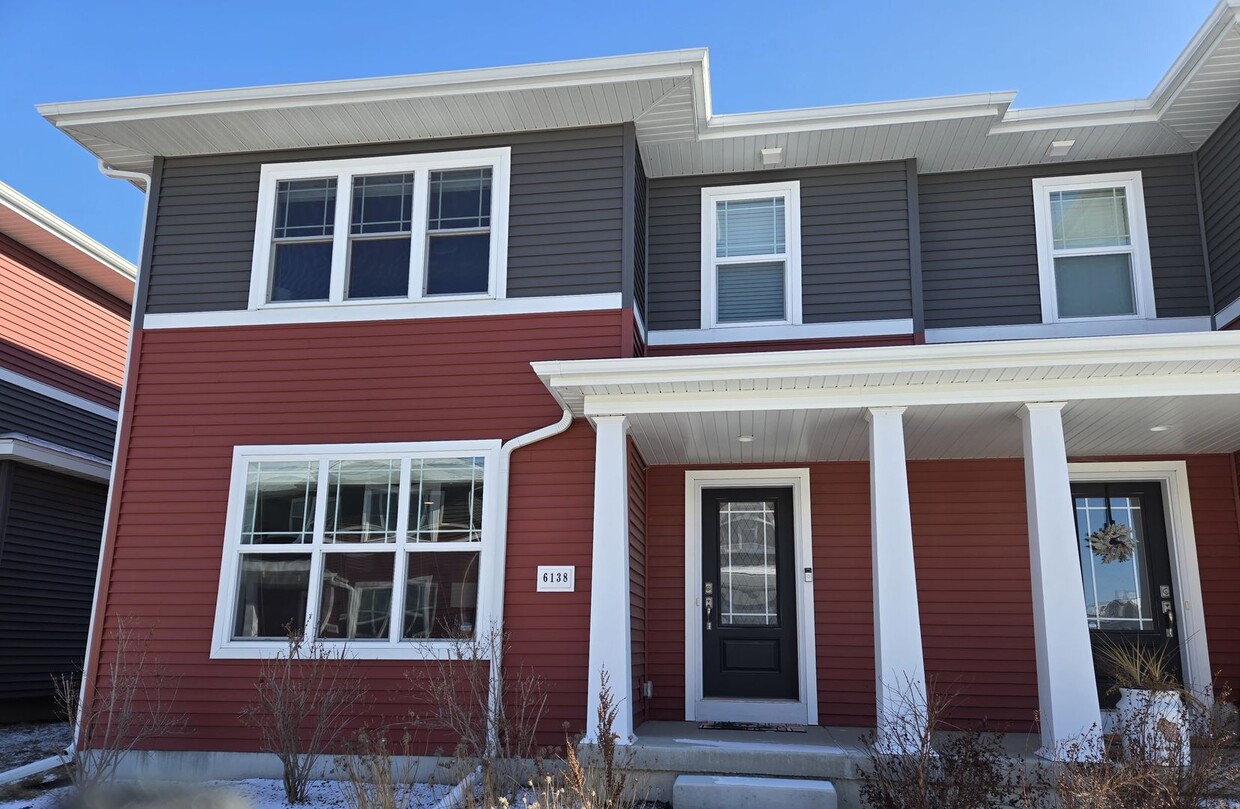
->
[
  {"left": 1071, "top": 481, "right": 1184, "bottom": 707},
  {"left": 701, "top": 487, "right": 798, "bottom": 700}
]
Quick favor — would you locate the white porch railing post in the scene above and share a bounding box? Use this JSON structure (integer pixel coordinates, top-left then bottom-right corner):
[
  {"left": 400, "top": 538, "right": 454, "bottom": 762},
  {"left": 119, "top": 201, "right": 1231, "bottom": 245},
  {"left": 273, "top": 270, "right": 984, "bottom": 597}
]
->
[
  {"left": 1020, "top": 402, "right": 1102, "bottom": 760},
  {"left": 867, "top": 406, "right": 929, "bottom": 752},
  {"left": 586, "top": 415, "right": 634, "bottom": 743}
]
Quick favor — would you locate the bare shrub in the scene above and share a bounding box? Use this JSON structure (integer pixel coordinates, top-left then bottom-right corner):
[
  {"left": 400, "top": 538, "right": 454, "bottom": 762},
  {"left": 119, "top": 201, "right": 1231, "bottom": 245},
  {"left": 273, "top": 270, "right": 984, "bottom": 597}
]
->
[
  {"left": 859, "top": 683, "right": 1045, "bottom": 809},
  {"left": 1054, "top": 683, "right": 1240, "bottom": 809},
  {"left": 552, "top": 669, "right": 637, "bottom": 809},
  {"left": 240, "top": 629, "right": 366, "bottom": 804},
  {"left": 55, "top": 618, "right": 185, "bottom": 789},
  {"left": 407, "top": 624, "right": 548, "bottom": 805},
  {"left": 334, "top": 727, "right": 421, "bottom": 809}
]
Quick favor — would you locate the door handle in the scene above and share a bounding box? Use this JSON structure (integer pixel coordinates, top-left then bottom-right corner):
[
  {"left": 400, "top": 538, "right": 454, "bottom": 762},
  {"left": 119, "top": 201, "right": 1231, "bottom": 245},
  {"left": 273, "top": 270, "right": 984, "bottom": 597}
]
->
[
  {"left": 704, "top": 595, "right": 713, "bottom": 631},
  {"left": 1162, "top": 599, "right": 1175, "bottom": 638}
]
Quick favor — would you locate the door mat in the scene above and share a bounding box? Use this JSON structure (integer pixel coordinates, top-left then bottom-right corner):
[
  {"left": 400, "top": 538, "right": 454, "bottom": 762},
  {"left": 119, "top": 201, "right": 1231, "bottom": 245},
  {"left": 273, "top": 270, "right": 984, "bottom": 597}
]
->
[{"left": 697, "top": 721, "right": 807, "bottom": 733}]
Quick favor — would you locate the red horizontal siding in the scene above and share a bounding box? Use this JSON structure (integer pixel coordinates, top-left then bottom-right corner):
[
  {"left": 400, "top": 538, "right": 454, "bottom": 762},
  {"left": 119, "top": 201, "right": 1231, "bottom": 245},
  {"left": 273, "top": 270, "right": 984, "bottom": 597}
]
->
[
  {"left": 90, "top": 310, "right": 623, "bottom": 753},
  {"left": 0, "top": 234, "right": 128, "bottom": 408},
  {"left": 643, "top": 456, "right": 1240, "bottom": 732},
  {"left": 908, "top": 459, "right": 1039, "bottom": 732},
  {"left": 646, "top": 333, "right": 915, "bottom": 357},
  {"left": 628, "top": 440, "right": 648, "bottom": 725}
]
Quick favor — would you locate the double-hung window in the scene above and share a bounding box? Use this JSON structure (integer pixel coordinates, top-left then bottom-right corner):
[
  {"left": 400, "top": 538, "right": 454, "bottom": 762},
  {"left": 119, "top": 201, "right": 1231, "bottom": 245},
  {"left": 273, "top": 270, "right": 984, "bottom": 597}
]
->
[
  {"left": 700, "top": 182, "right": 802, "bottom": 329},
  {"left": 1032, "top": 172, "right": 1155, "bottom": 322},
  {"left": 212, "top": 441, "right": 498, "bottom": 659},
  {"left": 250, "top": 149, "right": 510, "bottom": 309}
]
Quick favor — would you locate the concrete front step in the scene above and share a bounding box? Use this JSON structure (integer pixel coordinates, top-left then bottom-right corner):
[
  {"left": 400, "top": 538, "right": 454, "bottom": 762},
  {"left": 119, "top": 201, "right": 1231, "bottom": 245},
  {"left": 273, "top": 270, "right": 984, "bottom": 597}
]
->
[{"left": 672, "top": 774, "right": 837, "bottom": 809}]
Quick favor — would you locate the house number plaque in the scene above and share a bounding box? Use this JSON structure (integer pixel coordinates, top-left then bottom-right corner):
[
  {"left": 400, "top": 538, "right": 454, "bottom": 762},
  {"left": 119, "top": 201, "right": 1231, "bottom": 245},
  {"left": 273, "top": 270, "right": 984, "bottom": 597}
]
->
[{"left": 537, "top": 565, "right": 575, "bottom": 592}]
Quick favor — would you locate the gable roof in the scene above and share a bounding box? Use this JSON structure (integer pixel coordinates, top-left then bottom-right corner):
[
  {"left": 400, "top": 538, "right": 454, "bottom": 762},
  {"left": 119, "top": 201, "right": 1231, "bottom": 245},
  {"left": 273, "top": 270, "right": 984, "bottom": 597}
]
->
[
  {"left": 0, "top": 182, "right": 136, "bottom": 303},
  {"left": 38, "top": 1, "right": 1240, "bottom": 180}
]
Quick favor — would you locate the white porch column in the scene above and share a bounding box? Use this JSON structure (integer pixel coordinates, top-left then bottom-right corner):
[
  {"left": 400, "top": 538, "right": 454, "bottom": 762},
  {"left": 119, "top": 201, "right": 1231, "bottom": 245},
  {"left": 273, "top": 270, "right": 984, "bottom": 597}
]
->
[
  {"left": 1020, "top": 402, "right": 1102, "bottom": 760},
  {"left": 586, "top": 415, "right": 634, "bottom": 743},
  {"left": 867, "top": 406, "right": 929, "bottom": 751}
]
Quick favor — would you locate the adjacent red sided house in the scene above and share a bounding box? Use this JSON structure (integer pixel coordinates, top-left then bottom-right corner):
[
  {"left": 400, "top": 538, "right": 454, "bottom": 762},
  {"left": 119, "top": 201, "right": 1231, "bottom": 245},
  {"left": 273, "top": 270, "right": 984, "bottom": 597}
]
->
[
  {"left": 36, "top": 0, "right": 1240, "bottom": 779},
  {"left": 0, "top": 182, "right": 133, "bottom": 719}
]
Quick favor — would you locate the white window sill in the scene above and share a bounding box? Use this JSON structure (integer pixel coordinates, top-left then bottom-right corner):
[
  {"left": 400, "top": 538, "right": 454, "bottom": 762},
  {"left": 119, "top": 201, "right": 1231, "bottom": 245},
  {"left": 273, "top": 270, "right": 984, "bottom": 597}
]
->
[
  {"left": 924, "top": 316, "right": 1213, "bottom": 344},
  {"left": 210, "top": 639, "right": 486, "bottom": 661},
  {"left": 650, "top": 319, "right": 914, "bottom": 347}
]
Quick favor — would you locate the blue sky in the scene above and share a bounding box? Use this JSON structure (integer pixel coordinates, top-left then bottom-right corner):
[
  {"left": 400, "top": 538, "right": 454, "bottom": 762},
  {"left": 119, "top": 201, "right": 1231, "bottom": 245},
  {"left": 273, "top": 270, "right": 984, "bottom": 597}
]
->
[{"left": 0, "top": 0, "right": 1217, "bottom": 262}]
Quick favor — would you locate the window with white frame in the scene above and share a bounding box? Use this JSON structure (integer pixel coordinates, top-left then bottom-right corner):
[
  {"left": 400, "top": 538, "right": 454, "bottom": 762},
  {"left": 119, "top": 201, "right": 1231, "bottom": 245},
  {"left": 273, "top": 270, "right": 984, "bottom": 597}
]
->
[
  {"left": 250, "top": 149, "right": 510, "bottom": 309},
  {"left": 700, "top": 182, "right": 802, "bottom": 329},
  {"left": 212, "top": 442, "right": 498, "bottom": 658},
  {"left": 1032, "top": 172, "right": 1155, "bottom": 321}
]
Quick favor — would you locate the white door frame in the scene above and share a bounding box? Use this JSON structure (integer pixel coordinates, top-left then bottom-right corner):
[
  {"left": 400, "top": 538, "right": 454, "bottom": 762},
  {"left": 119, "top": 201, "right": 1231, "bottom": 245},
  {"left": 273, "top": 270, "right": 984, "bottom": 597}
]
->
[
  {"left": 684, "top": 468, "right": 818, "bottom": 724},
  {"left": 1067, "top": 461, "right": 1213, "bottom": 701}
]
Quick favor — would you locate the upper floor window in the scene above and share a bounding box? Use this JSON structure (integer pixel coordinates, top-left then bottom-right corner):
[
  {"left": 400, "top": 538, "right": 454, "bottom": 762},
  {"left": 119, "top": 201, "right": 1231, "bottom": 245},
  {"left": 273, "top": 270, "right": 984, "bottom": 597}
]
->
[
  {"left": 700, "top": 181, "right": 802, "bottom": 329},
  {"left": 212, "top": 440, "right": 499, "bottom": 659},
  {"left": 1032, "top": 172, "right": 1155, "bottom": 322},
  {"left": 249, "top": 149, "right": 510, "bottom": 309}
]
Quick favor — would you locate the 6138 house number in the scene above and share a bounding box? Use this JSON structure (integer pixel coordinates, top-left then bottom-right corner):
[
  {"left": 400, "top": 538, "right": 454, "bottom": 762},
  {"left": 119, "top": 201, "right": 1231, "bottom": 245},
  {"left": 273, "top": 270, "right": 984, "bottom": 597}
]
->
[{"left": 537, "top": 565, "right": 575, "bottom": 592}]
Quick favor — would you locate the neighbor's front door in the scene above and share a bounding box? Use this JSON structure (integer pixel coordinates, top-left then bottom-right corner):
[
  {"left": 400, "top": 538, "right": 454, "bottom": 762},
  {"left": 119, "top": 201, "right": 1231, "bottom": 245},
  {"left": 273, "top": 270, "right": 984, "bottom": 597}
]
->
[
  {"left": 701, "top": 487, "right": 798, "bottom": 701},
  {"left": 1071, "top": 481, "right": 1184, "bottom": 707}
]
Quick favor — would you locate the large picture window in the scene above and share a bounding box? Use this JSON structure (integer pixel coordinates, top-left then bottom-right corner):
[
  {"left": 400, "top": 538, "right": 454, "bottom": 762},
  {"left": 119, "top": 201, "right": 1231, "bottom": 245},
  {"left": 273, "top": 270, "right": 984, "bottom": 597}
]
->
[
  {"left": 250, "top": 149, "right": 510, "bottom": 310},
  {"left": 1032, "top": 172, "right": 1155, "bottom": 322},
  {"left": 700, "top": 181, "right": 801, "bottom": 330},
  {"left": 213, "top": 441, "right": 499, "bottom": 659}
]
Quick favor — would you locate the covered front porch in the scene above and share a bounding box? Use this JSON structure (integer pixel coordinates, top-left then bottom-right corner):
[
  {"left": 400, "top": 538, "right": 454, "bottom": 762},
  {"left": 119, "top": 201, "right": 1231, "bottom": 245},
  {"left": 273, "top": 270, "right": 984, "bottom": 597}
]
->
[{"left": 533, "top": 331, "right": 1240, "bottom": 761}]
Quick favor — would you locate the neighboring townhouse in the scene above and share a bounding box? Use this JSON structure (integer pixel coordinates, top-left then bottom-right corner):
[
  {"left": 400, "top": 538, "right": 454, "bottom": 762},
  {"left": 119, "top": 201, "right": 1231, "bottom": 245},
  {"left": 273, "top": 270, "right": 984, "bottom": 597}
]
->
[
  {"left": 34, "top": 0, "right": 1240, "bottom": 785},
  {"left": 0, "top": 182, "right": 133, "bottom": 719}
]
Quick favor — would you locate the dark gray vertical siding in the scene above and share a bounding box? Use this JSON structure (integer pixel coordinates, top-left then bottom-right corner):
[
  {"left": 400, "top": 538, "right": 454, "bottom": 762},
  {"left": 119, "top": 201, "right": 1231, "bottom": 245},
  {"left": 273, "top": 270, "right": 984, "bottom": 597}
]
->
[
  {"left": 633, "top": 154, "right": 648, "bottom": 323},
  {"left": 0, "top": 380, "right": 116, "bottom": 460},
  {"left": 1198, "top": 103, "right": 1240, "bottom": 314},
  {"left": 0, "top": 463, "right": 106, "bottom": 702},
  {"left": 147, "top": 126, "right": 626, "bottom": 314},
  {"left": 646, "top": 162, "right": 912, "bottom": 331},
  {"left": 919, "top": 155, "right": 1209, "bottom": 329}
]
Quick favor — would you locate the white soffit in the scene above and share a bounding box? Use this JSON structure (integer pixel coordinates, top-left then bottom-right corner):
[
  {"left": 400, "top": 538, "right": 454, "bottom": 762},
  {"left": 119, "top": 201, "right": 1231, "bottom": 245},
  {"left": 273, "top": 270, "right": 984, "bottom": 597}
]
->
[
  {"left": 0, "top": 182, "right": 136, "bottom": 303},
  {"left": 37, "top": 1, "right": 1240, "bottom": 177}
]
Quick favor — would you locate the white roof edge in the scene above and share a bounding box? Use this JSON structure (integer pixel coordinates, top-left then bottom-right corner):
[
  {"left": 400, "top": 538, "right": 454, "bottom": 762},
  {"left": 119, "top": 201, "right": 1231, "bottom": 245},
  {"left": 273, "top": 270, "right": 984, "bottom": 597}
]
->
[
  {"left": 0, "top": 181, "right": 137, "bottom": 289},
  {"left": 533, "top": 331, "right": 1240, "bottom": 385},
  {"left": 37, "top": 48, "right": 710, "bottom": 126}
]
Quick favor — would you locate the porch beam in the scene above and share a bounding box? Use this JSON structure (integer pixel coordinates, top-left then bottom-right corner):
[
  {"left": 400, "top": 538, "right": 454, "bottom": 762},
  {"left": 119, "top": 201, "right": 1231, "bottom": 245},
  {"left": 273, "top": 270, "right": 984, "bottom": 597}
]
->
[
  {"left": 1020, "top": 402, "right": 1102, "bottom": 760},
  {"left": 867, "top": 406, "right": 929, "bottom": 752},
  {"left": 586, "top": 415, "right": 634, "bottom": 743},
  {"left": 579, "top": 370, "right": 1240, "bottom": 416}
]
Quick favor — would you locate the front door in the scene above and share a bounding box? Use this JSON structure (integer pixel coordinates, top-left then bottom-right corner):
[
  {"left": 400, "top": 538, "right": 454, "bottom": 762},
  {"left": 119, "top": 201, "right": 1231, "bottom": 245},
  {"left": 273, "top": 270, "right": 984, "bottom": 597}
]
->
[
  {"left": 701, "top": 487, "right": 798, "bottom": 701},
  {"left": 1071, "top": 481, "right": 1184, "bottom": 707}
]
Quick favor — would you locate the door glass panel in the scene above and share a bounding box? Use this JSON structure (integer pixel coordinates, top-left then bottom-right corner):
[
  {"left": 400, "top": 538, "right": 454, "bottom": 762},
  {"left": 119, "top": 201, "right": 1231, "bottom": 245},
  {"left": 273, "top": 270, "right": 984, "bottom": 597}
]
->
[
  {"left": 718, "top": 500, "right": 778, "bottom": 626},
  {"left": 1076, "top": 495, "right": 1153, "bottom": 631}
]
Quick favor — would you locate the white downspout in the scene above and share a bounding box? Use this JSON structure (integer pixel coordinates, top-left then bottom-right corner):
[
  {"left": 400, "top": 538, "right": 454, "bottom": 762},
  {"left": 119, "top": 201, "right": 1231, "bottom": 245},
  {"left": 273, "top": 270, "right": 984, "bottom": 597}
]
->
[
  {"left": 67, "top": 161, "right": 152, "bottom": 768},
  {"left": 485, "top": 408, "right": 573, "bottom": 757}
]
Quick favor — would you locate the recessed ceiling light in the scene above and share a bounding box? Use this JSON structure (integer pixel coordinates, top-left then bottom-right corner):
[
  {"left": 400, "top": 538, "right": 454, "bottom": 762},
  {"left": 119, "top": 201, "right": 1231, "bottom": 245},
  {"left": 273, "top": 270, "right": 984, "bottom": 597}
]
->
[
  {"left": 1149, "top": 425, "right": 1173, "bottom": 432},
  {"left": 1046, "top": 139, "right": 1075, "bottom": 157},
  {"left": 737, "top": 434, "right": 756, "bottom": 443}
]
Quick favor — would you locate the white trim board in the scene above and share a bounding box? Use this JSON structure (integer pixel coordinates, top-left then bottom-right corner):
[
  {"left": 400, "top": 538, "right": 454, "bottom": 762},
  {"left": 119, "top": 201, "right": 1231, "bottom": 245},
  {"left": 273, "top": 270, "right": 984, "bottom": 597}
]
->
[
  {"left": 1067, "top": 461, "right": 1213, "bottom": 703},
  {"left": 0, "top": 367, "right": 118, "bottom": 421},
  {"left": 143, "top": 292, "right": 624, "bottom": 330},
  {"left": 924, "top": 317, "right": 1212, "bottom": 344},
  {"left": 684, "top": 468, "right": 818, "bottom": 725},
  {"left": 650, "top": 319, "right": 913, "bottom": 346},
  {"left": 0, "top": 434, "right": 110, "bottom": 481},
  {"left": 1216, "top": 296, "right": 1240, "bottom": 331}
]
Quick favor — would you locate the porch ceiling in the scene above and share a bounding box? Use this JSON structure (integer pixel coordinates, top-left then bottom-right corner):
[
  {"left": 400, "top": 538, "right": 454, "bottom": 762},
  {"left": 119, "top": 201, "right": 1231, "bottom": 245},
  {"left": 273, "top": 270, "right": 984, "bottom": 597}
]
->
[
  {"left": 533, "top": 332, "right": 1240, "bottom": 464},
  {"left": 625, "top": 395, "right": 1240, "bottom": 464}
]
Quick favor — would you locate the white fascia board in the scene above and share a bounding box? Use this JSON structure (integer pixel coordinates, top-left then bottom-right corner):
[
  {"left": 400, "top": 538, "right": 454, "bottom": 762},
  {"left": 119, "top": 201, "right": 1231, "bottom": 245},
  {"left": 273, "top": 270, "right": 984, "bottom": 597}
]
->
[
  {"left": 533, "top": 330, "right": 1240, "bottom": 391},
  {"left": 0, "top": 182, "right": 136, "bottom": 294},
  {"left": 925, "top": 317, "right": 1212, "bottom": 344},
  {"left": 1148, "top": 0, "right": 1240, "bottom": 114},
  {"left": 579, "top": 370, "right": 1240, "bottom": 416},
  {"left": 649, "top": 319, "right": 912, "bottom": 346},
  {"left": 0, "top": 435, "right": 111, "bottom": 481},
  {"left": 701, "top": 92, "right": 1014, "bottom": 140},
  {"left": 38, "top": 50, "right": 708, "bottom": 127}
]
